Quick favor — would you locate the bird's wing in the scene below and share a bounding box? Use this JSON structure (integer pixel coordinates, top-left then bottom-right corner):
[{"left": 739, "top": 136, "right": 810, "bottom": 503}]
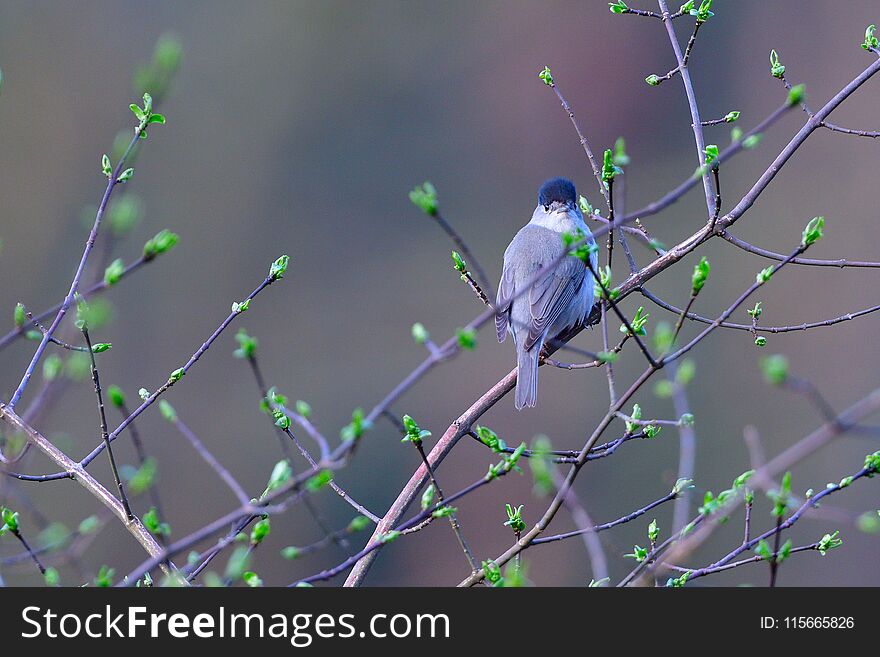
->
[
  {"left": 495, "top": 265, "right": 515, "bottom": 342},
  {"left": 523, "top": 256, "right": 586, "bottom": 352}
]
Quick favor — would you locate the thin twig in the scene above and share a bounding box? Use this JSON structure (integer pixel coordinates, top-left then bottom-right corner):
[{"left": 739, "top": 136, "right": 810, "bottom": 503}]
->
[{"left": 82, "top": 327, "right": 133, "bottom": 520}]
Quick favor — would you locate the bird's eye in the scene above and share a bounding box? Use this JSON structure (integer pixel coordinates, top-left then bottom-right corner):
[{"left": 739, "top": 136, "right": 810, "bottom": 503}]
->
[{"left": 543, "top": 204, "right": 550, "bottom": 211}]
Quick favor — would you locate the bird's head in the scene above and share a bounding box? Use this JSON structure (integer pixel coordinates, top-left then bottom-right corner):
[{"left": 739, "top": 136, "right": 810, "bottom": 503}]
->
[{"left": 537, "top": 177, "right": 578, "bottom": 213}]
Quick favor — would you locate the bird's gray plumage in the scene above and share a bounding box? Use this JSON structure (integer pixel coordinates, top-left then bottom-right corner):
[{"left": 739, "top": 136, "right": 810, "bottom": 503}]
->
[{"left": 496, "top": 178, "right": 597, "bottom": 409}]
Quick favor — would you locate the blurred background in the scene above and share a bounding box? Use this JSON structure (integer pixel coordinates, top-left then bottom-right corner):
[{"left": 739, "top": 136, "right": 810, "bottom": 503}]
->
[{"left": 1, "top": 0, "right": 878, "bottom": 586}]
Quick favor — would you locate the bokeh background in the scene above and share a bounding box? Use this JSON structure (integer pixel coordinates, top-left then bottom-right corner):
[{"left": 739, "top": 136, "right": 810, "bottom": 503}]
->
[{"left": 1, "top": 0, "right": 878, "bottom": 586}]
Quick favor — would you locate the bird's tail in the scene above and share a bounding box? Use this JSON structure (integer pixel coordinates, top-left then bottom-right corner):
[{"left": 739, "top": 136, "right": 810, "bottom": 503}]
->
[{"left": 515, "top": 346, "right": 540, "bottom": 410}]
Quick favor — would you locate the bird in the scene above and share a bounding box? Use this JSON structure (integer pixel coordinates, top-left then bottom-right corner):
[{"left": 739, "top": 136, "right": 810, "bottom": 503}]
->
[{"left": 495, "top": 177, "right": 597, "bottom": 409}]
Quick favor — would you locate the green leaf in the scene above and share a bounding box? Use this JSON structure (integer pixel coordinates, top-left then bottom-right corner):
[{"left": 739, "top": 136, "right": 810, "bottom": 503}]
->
[
  {"left": 801, "top": 216, "right": 824, "bottom": 247},
  {"left": 475, "top": 425, "right": 506, "bottom": 453},
  {"left": 503, "top": 503, "right": 526, "bottom": 532},
  {"left": 817, "top": 530, "right": 842, "bottom": 555},
  {"left": 348, "top": 515, "right": 371, "bottom": 532},
  {"left": 44, "top": 567, "right": 60, "bottom": 587},
  {"left": 482, "top": 560, "right": 503, "bottom": 585},
  {"left": 409, "top": 182, "right": 438, "bottom": 216},
  {"left": 158, "top": 399, "right": 177, "bottom": 422},
  {"left": 538, "top": 65, "right": 554, "bottom": 86},
  {"left": 856, "top": 511, "right": 880, "bottom": 534},
  {"left": 760, "top": 354, "right": 788, "bottom": 386},
  {"left": 400, "top": 414, "right": 431, "bottom": 446},
  {"left": 94, "top": 565, "right": 115, "bottom": 587},
  {"left": 755, "top": 539, "right": 773, "bottom": 560},
  {"left": 13, "top": 302, "right": 26, "bottom": 329},
  {"left": 597, "top": 350, "right": 618, "bottom": 364},
  {"left": 225, "top": 545, "right": 251, "bottom": 580},
  {"left": 653, "top": 321, "right": 673, "bottom": 352},
  {"left": 578, "top": 195, "right": 593, "bottom": 215},
  {"left": 305, "top": 469, "right": 333, "bottom": 492},
  {"left": 619, "top": 306, "right": 649, "bottom": 337},
  {"left": 281, "top": 546, "right": 300, "bottom": 560},
  {"left": 767, "top": 471, "right": 792, "bottom": 517},
  {"left": 769, "top": 49, "right": 785, "bottom": 78},
  {"left": 78, "top": 515, "right": 101, "bottom": 535},
  {"left": 625, "top": 403, "right": 642, "bottom": 434},
  {"left": 233, "top": 328, "right": 258, "bottom": 359},
  {"left": 90, "top": 342, "right": 112, "bottom": 353},
  {"left": 1, "top": 507, "right": 20, "bottom": 534},
  {"left": 742, "top": 133, "right": 762, "bottom": 149},
  {"left": 143, "top": 229, "right": 180, "bottom": 260},
  {"left": 43, "top": 354, "right": 63, "bottom": 382},
  {"left": 116, "top": 168, "right": 134, "bottom": 183},
  {"left": 676, "top": 359, "right": 696, "bottom": 385},
  {"left": 653, "top": 380, "right": 673, "bottom": 399},
  {"left": 862, "top": 24, "right": 879, "bottom": 51},
  {"left": 265, "top": 460, "right": 292, "bottom": 495},
  {"left": 143, "top": 507, "right": 170, "bottom": 537},
  {"left": 75, "top": 293, "right": 89, "bottom": 331},
  {"left": 456, "top": 327, "right": 477, "bottom": 351},
  {"left": 756, "top": 266, "right": 774, "bottom": 284},
  {"left": 562, "top": 229, "right": 598, "bottom": 265},
  {"left": 411, "top": 322, "right": 429, "bottom": 345},
  {"left": 645, "top": 74, "right": 661, "bottom": 86},
  {"left": 340, "top": 407, "right": 371, "bottom": 442},
  {"left": 787, "top": 83, "right": 806, "bottom": 107},
  {"left": 691, "top": 256, "right": 710, "bottom": 294},
  {"left": 108, "top": 194, "right": 143, "bottom": 236},
  {"left": 451, "top": 250, "right": 467, "bottom": 273},
  {"left": 101, "top": 154, "right": 112, "bottom": 178},
  {"left": 671, "top": 478, "right": 694, "bottom": 495},
  {"left": 127, "top": 457, "right": 158, "bottom": 495},
  {"left": 295, "top": 400, "right": 311, "bottom": 418},
  {"left": 703, "top": 144, "right": 719, "bottom": 166},
  {"left": 594, "top": 265, "right": 616, "bottom": 300},
  {"left": 231, "top": 298, "right": 250, "bottom": 314},
  {"left": 648, "top": 518, "right": 660, "bottom": 543},
  {"left": 243, "top": 571, "right": 263, "bottom": 587},
  {"left": 608, "top": 1, "right": 628, "bottom": 13},
  {"left": 168, "top": 367, "right": 185, "bottom": 384},
  {"left": 272, "top": 408, "right": 290, "bottom": 430},
  {"left": 691, "top": 0, "right": 713, "bottom": 21},
  {"left": 269, "top": 254, "right": 290, "bottom": 280},
  {"left": 104, "top": 258, "right": 125, "bottom": 286},
  {"left": 724, "top": 111, "right": 740, "bottom": 123},
  {"left": 421, "top": 484, "right": 436, "bottom": 511},
  {"left": 624, "top": 544, "right": 648, "bottom": 562},
  {"left": 733, "top": 470, "right": 755, "bottom": 489},
  {"left": 754, "top": 336, "right": 767, "bottom": 347},
  {"left": 601, "top": 148, "right": 623, "bottom": 182},
  {"left": 250, "top": 518, "right": 271, "bottom": 545},
  {"left": 528, "top": 435, "right": 554, "bottom": 497},
  {"left": 379, "top": 530, "right": 400, "bottom": 544},
  {"left": 612, "top": 136, "right": 630, "bottom": 166}
]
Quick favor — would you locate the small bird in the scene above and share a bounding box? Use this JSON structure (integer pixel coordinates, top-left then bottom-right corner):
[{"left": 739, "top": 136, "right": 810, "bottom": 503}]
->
[{"left": 495, "top": 177, "right": 597, "bottom": 409}]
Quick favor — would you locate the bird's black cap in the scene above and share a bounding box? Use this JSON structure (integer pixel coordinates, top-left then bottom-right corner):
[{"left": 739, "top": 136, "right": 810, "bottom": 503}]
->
[{"left": 537, "top": 177, "right": 577, "bottom": 207}]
